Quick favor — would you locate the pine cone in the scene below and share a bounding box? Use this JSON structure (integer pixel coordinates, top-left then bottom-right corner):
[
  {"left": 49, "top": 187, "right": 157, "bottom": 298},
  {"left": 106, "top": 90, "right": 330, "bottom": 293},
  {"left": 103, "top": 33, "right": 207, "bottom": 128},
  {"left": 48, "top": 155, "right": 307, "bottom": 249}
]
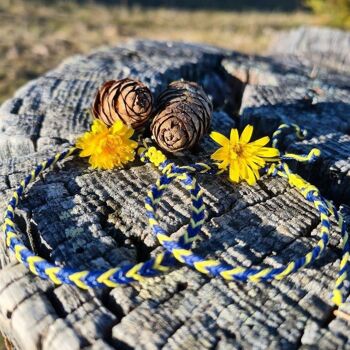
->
[
  {"left": 92, "top": 78, "right": 153, "bottom": 129},
  {"left": 151, "top": 80, "right": 212, "bottom": 153}
]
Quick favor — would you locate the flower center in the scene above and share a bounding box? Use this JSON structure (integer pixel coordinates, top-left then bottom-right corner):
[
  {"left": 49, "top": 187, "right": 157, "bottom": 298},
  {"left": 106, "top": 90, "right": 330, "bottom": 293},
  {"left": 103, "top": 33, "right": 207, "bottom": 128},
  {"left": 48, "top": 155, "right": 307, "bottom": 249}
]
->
[{"left": 230, "top": 143, "right": 243, "bottom": 160}]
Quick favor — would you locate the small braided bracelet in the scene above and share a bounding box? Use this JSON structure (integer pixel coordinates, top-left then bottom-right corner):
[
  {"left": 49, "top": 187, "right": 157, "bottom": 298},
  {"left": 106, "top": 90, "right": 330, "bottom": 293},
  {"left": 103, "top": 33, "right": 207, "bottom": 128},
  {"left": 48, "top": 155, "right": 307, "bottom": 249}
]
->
[{"left": 2, "top": 124, "right": 349, "bottom": 308}]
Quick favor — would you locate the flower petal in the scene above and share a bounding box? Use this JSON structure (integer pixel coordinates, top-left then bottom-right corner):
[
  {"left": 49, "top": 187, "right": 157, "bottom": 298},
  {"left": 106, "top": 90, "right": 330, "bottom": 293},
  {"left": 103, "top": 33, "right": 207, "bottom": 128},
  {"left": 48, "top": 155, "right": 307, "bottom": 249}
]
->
[
  {"left": 211, "top": 146, "right": 229, "bottom": 162},
  {"left": 246, "top": 158, "right": 263, "bottom": 169},
  {"left": 229, "top": 160, "right": 240, "bottom": 183},
  {"left": 210, "top": 132, "right": 230, "bottom": 147},
  {"left": 252, "top": 167, "right": 260, "bottom": 181},
  {"left": 256, "top": 147, "right": 280, "bottom": 158},
  {"left": 249, "top": 136, "right": 270, "bottom": 147},
  {"left": 250, "top": 156, "right": 266, "bottom": 167},
  {"left": 246, "top": 166, "right": 257, "bottom": 186},
  {"left": 240, "top": 124, "right": 254, "bottom": 144},
  {"left": 91, "top": 119, "right": 107, "bottom": 133},
  {"left": 230, "top": 128, "right": 239, "bottom": 145}
]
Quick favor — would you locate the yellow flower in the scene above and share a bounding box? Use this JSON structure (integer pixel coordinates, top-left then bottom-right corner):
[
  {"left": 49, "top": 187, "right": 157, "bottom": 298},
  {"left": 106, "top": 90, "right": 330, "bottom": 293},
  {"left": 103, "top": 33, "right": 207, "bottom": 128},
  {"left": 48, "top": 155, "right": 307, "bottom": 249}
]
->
[
  {"left": 76, "top": 119, "right": 138, "bottom": 169},
  {"left": 210, "top": 124, "right": 279, "bottom": 185},
  {"left": 145, "top": 147, "right": 167, "bottom": 167}
]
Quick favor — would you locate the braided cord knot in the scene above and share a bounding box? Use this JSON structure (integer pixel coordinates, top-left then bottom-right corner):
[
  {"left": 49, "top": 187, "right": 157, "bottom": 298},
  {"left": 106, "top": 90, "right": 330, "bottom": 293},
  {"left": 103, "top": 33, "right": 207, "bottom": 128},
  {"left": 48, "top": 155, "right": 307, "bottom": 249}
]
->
[{"left": 287, "top": 173, "right": 319, "bottom": 198}]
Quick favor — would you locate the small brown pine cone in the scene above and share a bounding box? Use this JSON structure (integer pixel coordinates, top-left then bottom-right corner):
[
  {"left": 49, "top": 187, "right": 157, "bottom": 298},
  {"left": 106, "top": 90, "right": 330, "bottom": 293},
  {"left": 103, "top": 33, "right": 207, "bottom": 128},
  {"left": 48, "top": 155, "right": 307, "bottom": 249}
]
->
[
  {"left": 92, "top": 78, "right": 153, "bottom": 129},
  {"left": 151, "top": 80, "right": 212, "bottom": 153}
]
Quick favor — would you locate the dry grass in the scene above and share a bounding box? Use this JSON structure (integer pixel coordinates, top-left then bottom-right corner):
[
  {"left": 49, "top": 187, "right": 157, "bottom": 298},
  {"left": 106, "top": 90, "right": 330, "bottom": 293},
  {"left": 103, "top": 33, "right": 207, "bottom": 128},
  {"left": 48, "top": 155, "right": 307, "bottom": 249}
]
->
[{"left": 0, "top": 0, "right": 323, "bottom": 103}]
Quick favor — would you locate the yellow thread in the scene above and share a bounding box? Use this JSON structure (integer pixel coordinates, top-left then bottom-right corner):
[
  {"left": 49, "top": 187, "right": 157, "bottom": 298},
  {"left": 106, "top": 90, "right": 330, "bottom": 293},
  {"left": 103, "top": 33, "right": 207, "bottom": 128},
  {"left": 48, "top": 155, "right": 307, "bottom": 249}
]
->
[
  {"left": 148, "top": 218, "right": 158, "bottom": 227},
  {"left": 220, "top": 267, "right": 246, "bottom": 280},
  {"left": 275, "top": 262, "right": 295, "bottom": 280},
  {"left": 6, "top": 231, "right": 17, "bottom": 247},
  {"left": 45, "top": 267, "right": 62, "bottom": 285},
  {"left": 162, "top": 163, "right": 173, "bottom": 174},
  {"left": 249, "top": 268, "right": 272, "bottom": 282},
  {"left": 125, "top": 263, "right": 144, "bottom": 281},
  {"left": 156, "top": 234, "right": 172, "bottom": 244},
  {"left": 97, "top": 268, "right": 120, "bottom": 287},
  {"left": 332, "top": 289, "right": 343, "bottom": 306},
  {"left": 27, "top": 256, "right": 45, "bottom": 275},
  {"left": 181, "top": 166, "right": 197, "bottom": 173},
  {"left": 340, "top": 252, "right": 349, "bottom": 269},
  {"left": 318, "top": 240, "right": 325, "bottom": 251},
  {"left": 194, "top": 260, "right": 220, "bottom": 274},
  {"left": 145, "top": 203, "right": 154, "bottom": 212},
  {"left": 153, "top": 253, "right": 170, "bottom": 272},
  {"left": 172, "top": 249, "right": 192, "bottom": 263},
  {"left": 192, "top": 189, "right": 204, "bottom": 201},
  {"left": 67, "top": 147, "right": 76, "bottom": 156},
  {"left": 183, "top": 232, "right": 198, "bottom": 244},
  {"left": 147, "top": 191, "right": 155, "bottom": 203},
  {"left": 335, "top": 273, "right": 347, "bottom": 287},
  {"left": 69, "top": 271, "right": 89, "bottom": 289},
  {"left": 14, "top": 245, "right": 26, "bottom": 263},
  {"left": 158, "top": 184, "right": 168, "bottom": 191},
  {"left": 177, "top": 173, "right": 187, "bottom": 181},
  {"left": 13, "top": 192, "right": 19, "bottom": 205},
  {"left": 321, "top": 226, "right": 329, "bottom": 234},
  {"left": 303, "top": 252, "right": 313, "bottom": 266},
  {"left": 54, "top": 153, "right": 61, "bottom": 164},
  {"left": 191, "top": 205, "right": 206, "bottom": 215},
  {"left": 5, "top": 218, "right": 15, "bottom": 227},
  {"left": 320, "top": 213, "right": 328, "bottom": 222},
  {"left": 185, "top": 183, "right": 196, "bottom": 191},
  {"left": 167, "top": 172, "right": 181, "bottom": 179},
  {"left": 190, "top": 218, "right": 203, "bottom": 228},
  {"left": 341, "top": 231, "right": 348, "bottom": 250}
]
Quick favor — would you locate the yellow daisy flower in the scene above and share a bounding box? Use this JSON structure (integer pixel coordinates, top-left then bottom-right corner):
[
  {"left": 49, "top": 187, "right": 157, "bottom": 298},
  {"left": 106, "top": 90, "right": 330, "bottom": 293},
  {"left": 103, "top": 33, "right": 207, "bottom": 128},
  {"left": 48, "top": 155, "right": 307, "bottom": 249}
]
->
[
  {"left": 210, "top": 124, "right": 279, "bottom": 185},
  {"left": 76, "top": 119, "right": 138, "bottom": 170}
]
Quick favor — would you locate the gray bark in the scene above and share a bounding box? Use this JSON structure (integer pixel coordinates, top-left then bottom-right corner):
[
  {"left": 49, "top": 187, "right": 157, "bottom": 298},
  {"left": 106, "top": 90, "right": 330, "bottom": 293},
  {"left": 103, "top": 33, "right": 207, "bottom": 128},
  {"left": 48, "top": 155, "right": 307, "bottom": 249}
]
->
[{"left": 0, "top": 27, "right": 350, "bottom": 349}]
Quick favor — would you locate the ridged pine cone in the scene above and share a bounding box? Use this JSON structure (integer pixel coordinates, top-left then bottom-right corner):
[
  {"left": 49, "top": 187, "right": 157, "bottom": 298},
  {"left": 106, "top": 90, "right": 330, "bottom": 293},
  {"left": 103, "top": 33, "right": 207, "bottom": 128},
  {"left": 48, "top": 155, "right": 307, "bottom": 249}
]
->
[
  {"left": 151, "top": 81, "right": 212, "bottom": 153},
  {"left": 92, "top": 78, "right": 153, "bottom": 129}
]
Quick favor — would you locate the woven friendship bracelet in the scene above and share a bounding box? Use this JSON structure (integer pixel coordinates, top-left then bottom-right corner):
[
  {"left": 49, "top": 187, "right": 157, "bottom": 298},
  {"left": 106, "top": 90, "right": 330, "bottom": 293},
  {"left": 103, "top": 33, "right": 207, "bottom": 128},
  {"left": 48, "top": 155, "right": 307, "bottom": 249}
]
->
[
  {"left": 142, "top": 124, "right": 349, "bottom": 306},
  {"left": 2, "top": 149, "right": 206, "bottom": 289},
  {"left": 1, "top": 123, "right": 349, "bottom": 308}
]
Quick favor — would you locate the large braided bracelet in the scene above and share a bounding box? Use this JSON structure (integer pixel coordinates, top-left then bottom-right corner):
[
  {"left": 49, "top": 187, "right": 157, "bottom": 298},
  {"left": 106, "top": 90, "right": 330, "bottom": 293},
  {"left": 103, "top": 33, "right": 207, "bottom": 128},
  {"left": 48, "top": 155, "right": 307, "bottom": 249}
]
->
[{"left": 2, "top": 148, "right": 206, "bottom": 289}]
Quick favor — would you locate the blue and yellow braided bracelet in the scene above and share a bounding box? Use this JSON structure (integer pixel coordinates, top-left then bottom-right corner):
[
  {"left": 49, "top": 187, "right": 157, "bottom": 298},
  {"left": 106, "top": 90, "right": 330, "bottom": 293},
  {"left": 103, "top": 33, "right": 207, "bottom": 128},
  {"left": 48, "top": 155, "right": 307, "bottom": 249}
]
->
[
  {"left": 2, "top": 124, "right": 349, "bottom": 308},
  {"left": 2, "top": 147, "right": 207, "bottom": 289}
]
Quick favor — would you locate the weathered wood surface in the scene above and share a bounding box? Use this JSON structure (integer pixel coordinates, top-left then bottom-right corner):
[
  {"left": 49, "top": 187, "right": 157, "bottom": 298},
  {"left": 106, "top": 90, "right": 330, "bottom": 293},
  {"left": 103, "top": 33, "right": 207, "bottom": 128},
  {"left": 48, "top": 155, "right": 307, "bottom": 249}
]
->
[
  {"left": 0, "top": 27, "right": 350, "bottom": 349},
  {"left": 269, "top": 26, "right": 350, "bottom": 73}
]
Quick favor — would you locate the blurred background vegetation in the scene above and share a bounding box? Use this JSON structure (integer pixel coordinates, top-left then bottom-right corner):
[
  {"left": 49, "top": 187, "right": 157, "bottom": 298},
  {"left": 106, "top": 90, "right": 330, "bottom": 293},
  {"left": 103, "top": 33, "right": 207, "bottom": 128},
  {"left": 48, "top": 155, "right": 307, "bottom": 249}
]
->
[
  {"left": 0, "top": 0, "right": 349, "bottom": 105},
  {"left": 306, "top": 0, "right": 350, "bottom": 28},
  {"left": 0, "top": 0, "right": 349, "bottom": 344}
]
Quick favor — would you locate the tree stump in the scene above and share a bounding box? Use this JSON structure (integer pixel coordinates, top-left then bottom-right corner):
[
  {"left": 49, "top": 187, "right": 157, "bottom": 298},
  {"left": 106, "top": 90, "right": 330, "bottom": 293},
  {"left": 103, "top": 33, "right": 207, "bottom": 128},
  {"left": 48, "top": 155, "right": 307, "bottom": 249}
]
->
[{"left": 0, "top": 27, "right": 350, "bottom": 350}]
